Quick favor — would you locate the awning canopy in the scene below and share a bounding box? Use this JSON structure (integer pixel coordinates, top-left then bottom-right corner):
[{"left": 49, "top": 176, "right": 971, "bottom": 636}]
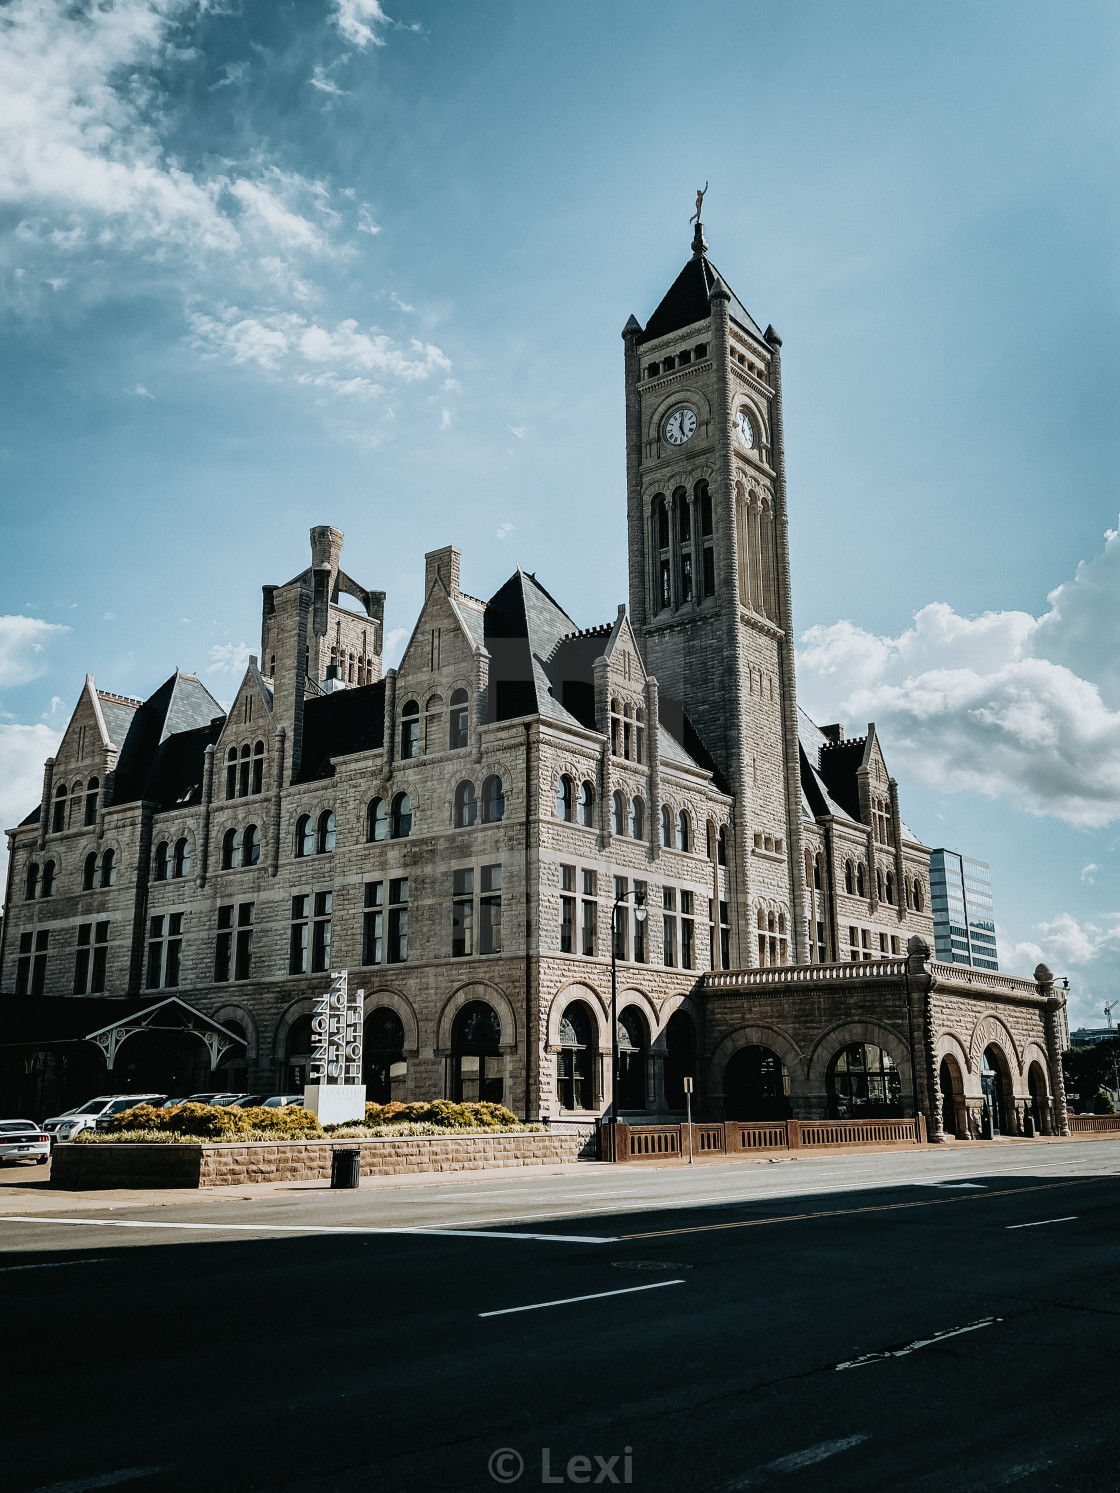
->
[{"left": 85, "top": 997, "right": 247, "bottom": 1071}]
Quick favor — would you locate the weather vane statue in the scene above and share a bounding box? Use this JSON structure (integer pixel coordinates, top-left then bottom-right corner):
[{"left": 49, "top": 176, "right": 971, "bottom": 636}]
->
[{"left": 691, "top": 182, "right": 708, "bottom": 225}]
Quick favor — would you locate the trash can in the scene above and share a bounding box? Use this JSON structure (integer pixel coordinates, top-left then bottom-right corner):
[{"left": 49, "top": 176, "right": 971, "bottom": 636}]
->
[{"left": 331, "top": 1147, "right": 361, "bottom": 1189}]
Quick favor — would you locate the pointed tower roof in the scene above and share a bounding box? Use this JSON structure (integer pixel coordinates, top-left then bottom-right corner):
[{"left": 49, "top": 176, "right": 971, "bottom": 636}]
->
[{"left": 637, "top": 222, "right": 764, "bottom": 345}]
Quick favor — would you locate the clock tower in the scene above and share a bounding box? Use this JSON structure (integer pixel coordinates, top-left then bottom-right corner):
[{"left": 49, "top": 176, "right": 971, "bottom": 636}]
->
[{"left": 622, "top": 220, "right": 807, "bottom": 966}]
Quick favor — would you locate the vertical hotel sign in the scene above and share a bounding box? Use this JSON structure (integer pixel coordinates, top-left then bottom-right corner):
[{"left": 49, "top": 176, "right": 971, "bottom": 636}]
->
[{"left": 310, "top": 970, "right": 363, "bottom": 1084}]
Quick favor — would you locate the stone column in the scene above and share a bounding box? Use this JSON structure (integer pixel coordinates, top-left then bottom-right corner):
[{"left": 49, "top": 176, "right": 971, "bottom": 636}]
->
[
  {"left": 269, "top": 726, "right": 286, "bottom": 878},
  {"left": 1038, "top": 963, "right": 1071, "bottom": 1135},
  {"left": 908, "top": 935, "right": 943, "bottom": 1141},
  {"left": 646, "top": 674, "right": 660, "bottom": 864},
  {"left": 198, "top": 743, "right": 216, "bottom": 889},
  {"left": 38, "top": 757, "right": 55, "bottom": 852}
]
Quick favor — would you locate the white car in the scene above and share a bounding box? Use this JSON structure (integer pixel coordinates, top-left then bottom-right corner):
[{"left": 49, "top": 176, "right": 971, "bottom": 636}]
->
[
  {"left": 43, "top": 1094, "right": 166, "bottom": 1143},
  {"left": 0, "top": 1119, "right": 50, "bottom": 1165}
]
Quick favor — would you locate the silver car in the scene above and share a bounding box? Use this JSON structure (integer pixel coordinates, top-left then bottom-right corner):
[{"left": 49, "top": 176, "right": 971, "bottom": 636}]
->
[{"left": 43, "top": 1094, "right": 166, "bottom": 1143}]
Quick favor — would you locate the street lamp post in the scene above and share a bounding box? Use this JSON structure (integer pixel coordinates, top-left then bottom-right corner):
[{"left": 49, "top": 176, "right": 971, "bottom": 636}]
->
[
  {"left": 1104, "top": 1002, "right": 1120, "bottom": 1111},
  {"left": 610, "top": 887, "right": 647, "bottom": 1146}
]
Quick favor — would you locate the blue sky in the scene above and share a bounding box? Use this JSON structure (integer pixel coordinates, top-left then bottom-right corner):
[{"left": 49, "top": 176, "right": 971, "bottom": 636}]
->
[{"left": 1, "top": 0, "right": 1117, "bottom": 1024}]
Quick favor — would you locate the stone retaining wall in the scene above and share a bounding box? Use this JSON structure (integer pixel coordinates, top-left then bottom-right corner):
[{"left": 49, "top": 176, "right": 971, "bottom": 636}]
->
[{"left": 51, "top": 1130, "right": 590, "bottom": 1191}]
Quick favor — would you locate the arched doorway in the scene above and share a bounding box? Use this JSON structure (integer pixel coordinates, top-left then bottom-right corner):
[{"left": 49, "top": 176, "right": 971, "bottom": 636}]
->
[
  {"left": 828, "top": 1043, "right": 903, "bottom": 1120},
  {"left": 113, "top": 1030, "right": 210, "bottom": 1098},
  {"left": 557, "top": 1001, "right": 598, "bottom": 1112},
  {"left": 365, "top": 1008, "right": 406, "bottom": 1104},
  {"left": 450, "top": 1001, "right": 504, "bottom": 1104},
  {"left": 616, "top": 1007, "right": 648, "bottom": 1112},
  {"left": 286, "top": 1014, "right": 313, "bottom": 1093},
  {"left": 1027, "top": 1060, "right": 1050, "bottom": 1135},
  {"left": 723, "top": 1045, "right": 792, "bottom": 1121},
  {"left": 215, "top": 1021, "right": 249, "bottom": 1093},
  {"left": 664, "top": 1010, "right": 697, "bottom": 1111},
  {"left": 981, "top": 1045, "right": 1011, "bottom": 1135},
  {"left": 938, "top": 1055, "right": 967, "bottom": 1138}
]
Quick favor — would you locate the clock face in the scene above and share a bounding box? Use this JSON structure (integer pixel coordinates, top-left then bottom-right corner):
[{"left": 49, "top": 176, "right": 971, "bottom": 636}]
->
[
  {"left": 664, "top": 408, "right": 697, "bottom": 446},
  {"left": 735, "top": 409, "right": 756, "bottom": 449}
]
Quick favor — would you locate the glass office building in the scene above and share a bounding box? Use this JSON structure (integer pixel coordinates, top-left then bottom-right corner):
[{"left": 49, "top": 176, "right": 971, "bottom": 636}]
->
[{"left": 928, "top": 850, "right": 999, "bottom": 971}]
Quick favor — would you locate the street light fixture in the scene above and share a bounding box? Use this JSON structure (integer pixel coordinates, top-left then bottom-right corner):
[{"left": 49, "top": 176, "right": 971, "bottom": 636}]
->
[
  {"left": 1104, "top": 1001, "right": 1120, "bottom": 1111},
  {"left": 610, "top": 886, "right": 647, "bottom": 1139}
]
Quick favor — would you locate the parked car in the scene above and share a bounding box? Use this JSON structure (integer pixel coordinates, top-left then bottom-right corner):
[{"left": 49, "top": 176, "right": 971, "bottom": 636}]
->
[
  {"left": 230, "top": 1095, "right": 270, "bottom": 1108},
  {"left": 185, "top": 1093, "right": 233, "bottom": 1105},
  {"left": 43, "top": 1094, "right": 166, "bottom": 1143},
  {"left": 0, "top": 1119, "right": 50, "bottom": 1165},
  {"left": 260, "top": 1094, "right": 305, "bottom": 1108},
  {"left": 210, "top": 1093, "right": 250, "bottom": 1106},
  {"left": 92, "top": 1095, "right": 170, "bottom": 1130}
]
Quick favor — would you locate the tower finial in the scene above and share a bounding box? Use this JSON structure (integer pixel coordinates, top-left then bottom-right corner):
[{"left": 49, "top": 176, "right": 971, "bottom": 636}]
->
[{"left": 690, "top": 182, "right": 708, "bottom": 256}]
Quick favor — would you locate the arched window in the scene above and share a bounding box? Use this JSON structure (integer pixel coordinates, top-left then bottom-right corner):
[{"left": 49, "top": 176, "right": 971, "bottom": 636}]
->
[
  {"left": 557, "top": 1001, "right": 597, "bottom": 1111},
  {"left": 173, "top": 837, "right": 191, "bottom": 878},
  {"left": 51, "top": 784, "right": 67, "bottom": 833},
  {"left": 425, "top": 694, "right": 445, "bottom": 755},
  {"left": 222, "top": 827, "right": 241, "bottom": 870},
  {"left": 316, "top": 810, "right": 336, "bottom": 854},
  {"left": 664, "top": 1009, "right": 697, "bottom": 1110},
  {"left": 83, "top": 852, "right": 97, "bottom": 891},
  {"left": 251, "top": 741, "right": 264, "bottom": 795},
  {"left": 84, "top": 778, "right": 99, "bottom": 826},
  {"left": 449, "top": 688, "right": 469, "bottom": 750},
  {"left": 885, "top": 871, "right": 894, "bottom": 906},
  {"left": 24, "top": 863, "right": 39, "bottom": 900},
  {"left": 555, "top": 775, "right": 574, "bottom": 822},
  {"left": 678, "top": 809, "right": 691, "bottom": 852},
  {"left": 41, "top": 860, "right": 55, "bottom": 897},
  {"left": 451, "top": 1001, "right": 503, "bottom": 1103},
  {"left": 225, "top": 748, "right": 237, "bottom": 800},
  {"left": 454, "top": 780, "right": 477, "bottom": 828},
  {"left": 635, "top": 707, "right": 645, "bottom": 764},
  {"left": 629, "top": 796, "right": 645, "bottom": 840},
  {"left": 652, "top": 494, "right": 671, "bottom": 610},
  {"left": 100, "top": 849, "right": 116, "bottom": 888},
  {"left": 856, "top": 863, "right": 866, "bottom": 898},
  {"left": 391, "top": 792, "right": 412, "bottom": 838},
  {"left": 718, "top": 826, "right": 728, "bottom": 866},
  {"left": 723, "top": 1044, "right": 793, "bottom": 1122},
  {"left": 239, "top": 743, "right": 251, "bottom": 798},
  {"left": 612, "top": 791, "right": 625, "bottom": 836},
  {"left": 617, "top": 1007, "right": 648, "bottom": 1111},
  {"left": 876, "top": 868, "right": 884, "bottom": 902},
  {"left": 295, "top": 814, "right": 314, "bottom": 858},
  {"left": 364, "top": 1007, "right": 406, "bottom": 1104},
  {"left": 153, "top": 841, "right": 169, "bottom": 882},
  {"left": 661, "top": 804, "right": 673, "bottom": 848},
  {"left": 905, "top": 878, "right": 913, "bottom": 910},
  {"left": 844, "top": 860, "right": 854, "bottom": 894},
  {"left": 483, "top": 775, "right": 506, "bottom": 824},
  {"left": 814, "top": 856, "right": 823, "bottom": 891},
  {"left": 579, "top": 782, "right": 597, "bottom": 830},
  {"left": 829, "top": 1043, "right": 903, "bottom": 1120},
  {"left": 243, "top": 824, "right": 260, "bottom": 867},
  {"left": 366, "top": 797, "right": 388, "bottom": 843},
  {"left": 400, "top": 700, "right": 420, "bottom": 760},
  {"left": 913, "top": 879, "right": 924, "bottom": 912}
]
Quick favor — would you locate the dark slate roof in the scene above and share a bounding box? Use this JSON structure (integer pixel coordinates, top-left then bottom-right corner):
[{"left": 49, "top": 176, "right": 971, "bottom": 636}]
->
[
  {"left": 638, "top": 253, "right": 765, "bottom": 345},
  {"left": 797, "top": 708, "right": 860, "bottom": 824},
  {"left": 294, "top": 680, "right": 386, "bottom": 783},
  {"left": 96, "top": 694, "right": 141, "bottom": 751},
  {"left": 484, "top": 570, "right": 584, "bottom": 726},
  {"left": 147, "top": 722, "right": 222, "bottom": 812},
  {"left": 112, "top": 673, "right": 224, "bottom": 805},
  {"left": 658, "top": 698, "right": 729, "bottom": 794}
]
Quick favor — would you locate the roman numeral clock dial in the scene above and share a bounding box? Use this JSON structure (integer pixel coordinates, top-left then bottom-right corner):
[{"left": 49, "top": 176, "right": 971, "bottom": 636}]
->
[{"left": 663, "top": 407, "right": 696, "bottom": 446}]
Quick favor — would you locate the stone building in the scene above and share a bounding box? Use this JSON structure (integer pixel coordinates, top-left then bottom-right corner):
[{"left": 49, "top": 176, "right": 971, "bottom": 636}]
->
[{"left": 0, "top": 220, "right": 1069, "bottom": 1137}]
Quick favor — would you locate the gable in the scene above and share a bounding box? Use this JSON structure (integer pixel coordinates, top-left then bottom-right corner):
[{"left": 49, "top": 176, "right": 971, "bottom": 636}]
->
[{"left": 397, "top": 580, "right": 481, "bottom": 684}]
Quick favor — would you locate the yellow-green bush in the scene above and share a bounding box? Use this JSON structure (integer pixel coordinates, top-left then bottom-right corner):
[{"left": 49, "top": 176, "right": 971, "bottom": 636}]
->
[
  {"left": 101, "top": 1101, "right": 323, "bottom": 1140},
  {"left": 363, "top": 1100, "right": 523, "bottom": 1130}
]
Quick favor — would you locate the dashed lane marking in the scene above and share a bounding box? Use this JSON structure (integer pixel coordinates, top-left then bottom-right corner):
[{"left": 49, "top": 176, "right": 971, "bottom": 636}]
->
[
  {"left": 835, "top": 1317, "right": 1001, "bottom": 1370},
  {"left": 1007, "top": 1216, "right": 1078, "bottom": 1229},
  {"left": 479, "top": 1279, "right": 685, "bottom": 1317},
  {"left": 0, "top": 1256, "right": 111, "bottom": 1272},
  {"left": 0, "top": 1216, "right": 615, "bottom": 1245}
]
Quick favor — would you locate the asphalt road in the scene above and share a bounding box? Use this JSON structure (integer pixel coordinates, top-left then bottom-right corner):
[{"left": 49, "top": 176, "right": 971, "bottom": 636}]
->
[{"left": 4, "top": 1141, "right": 1120, "bottom": 1493}]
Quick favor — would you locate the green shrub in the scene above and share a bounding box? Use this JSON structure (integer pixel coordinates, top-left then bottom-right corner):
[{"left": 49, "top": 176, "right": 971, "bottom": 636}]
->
[
  {"left": 363, "top": 1100, "right": 523, "bottom": 1130},
  {"left": 101, "top": 1101, "right": 323, "bottom": 1139},
  {"left": 1092, "top": 1090, "right": 1117, "bottom": 1115}
]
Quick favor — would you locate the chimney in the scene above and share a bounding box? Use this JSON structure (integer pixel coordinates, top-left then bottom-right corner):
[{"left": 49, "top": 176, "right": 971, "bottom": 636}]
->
[{"left": 425, "top": 546, "right": 461, "bottom": 599}]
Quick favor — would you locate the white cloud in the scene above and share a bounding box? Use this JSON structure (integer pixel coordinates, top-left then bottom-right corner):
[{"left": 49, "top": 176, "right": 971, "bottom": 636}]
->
[
  {"left": 439, "top": 408, "right": 451, "bottom": 430},
  {"left": 0, "top": 616, "right": 68, "bottom": 688},
  {"left": 310, "top": 66, "right": 346, "bottom": 97},
  {"left": 206, "top": 640, "right": 253, "bottom": 676},
  {"left": 390, "top": 292, "right": 413, "bottom": 312},
  {"left": 131, "top": 383, "right": 155, "bottom": 399},
  {"left": 357, "top": 208, "right": 381, "bottom": 235},
  {"left": 0, "top": 723, "right": 62, "bottom": 880},
  {"left": 496, "top": 522, "right": 515, "bottom": 540},
  {"left": 508, "top": 424, "right": 527, "bottom": 439},
  {"left": 1082, "top": 863, "right": 1100, "bottom": 884},
  {"left": 797, "top": 520, "right": 1120, "bottom": 828},
  {"left": 333, "top": 0, "right": 392, "bottom": 48},
  {"left": 383, "top": 626, "right": 407, "bottom": 667}
]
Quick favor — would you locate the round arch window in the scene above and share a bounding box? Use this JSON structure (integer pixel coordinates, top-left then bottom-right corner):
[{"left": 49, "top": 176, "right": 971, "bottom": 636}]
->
[
  {"left": 365, "top": 1007, "right": 406, "bottom": 1104},
  {"left": 451, "top": 1001, "right": 503, "bottom": 1104},
  {"left": 616, "top": 1006, "right": 648, "bottom": 1112},
  {"left": 557, "top": 1001, "right": 597, "bottom": 1112},
  {"left": 723, "top": 1044, "right": 791, "bottom": 1122},
  {"left": 828, "top": 1043, "right": 902, "bottom": 1120}
]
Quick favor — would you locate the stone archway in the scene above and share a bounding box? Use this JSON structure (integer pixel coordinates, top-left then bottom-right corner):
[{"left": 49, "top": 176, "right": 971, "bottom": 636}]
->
[
  {"left": 981, "top": 1044, "right": 1014, "bottom": 1136},
  {"left": 1026, "top": 1056, "right": 1052, "bottom": 1135},
  {"left": 723, "top": 1045, "right": 793, "bottom": 1122},
  {"left": 938, "top": 1053, "right": 968, "bottom": 1139}
]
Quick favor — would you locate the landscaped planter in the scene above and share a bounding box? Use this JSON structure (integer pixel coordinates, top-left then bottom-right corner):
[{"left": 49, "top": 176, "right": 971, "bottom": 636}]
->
[{"left": 51, "top": 1129, "right": 591, "bottom": 1190}]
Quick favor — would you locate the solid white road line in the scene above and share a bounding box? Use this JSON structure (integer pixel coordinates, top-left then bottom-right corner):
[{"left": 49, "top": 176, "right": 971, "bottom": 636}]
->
[
  {"left": 1006, "top": 1216, "right": 1078, "bottom": 1229},
  {"left": 30, "top": 1467, "right": 166, "bottom": 1493},
  {"left": 835, "top": 1316, "right": 1001, "bottom": 1370},
  {"left": 0, "top": 1256, "right": 111, "bottom": 1272},
  {"left": 479, "top": 1279, "right": 686, "bottom": 1317},
  {"left": 0, "top": 1216, "right": 615, "bottom": 1245},
  {"left": 765, "top": 1432, "right": 871, "bottom": 1473}
]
